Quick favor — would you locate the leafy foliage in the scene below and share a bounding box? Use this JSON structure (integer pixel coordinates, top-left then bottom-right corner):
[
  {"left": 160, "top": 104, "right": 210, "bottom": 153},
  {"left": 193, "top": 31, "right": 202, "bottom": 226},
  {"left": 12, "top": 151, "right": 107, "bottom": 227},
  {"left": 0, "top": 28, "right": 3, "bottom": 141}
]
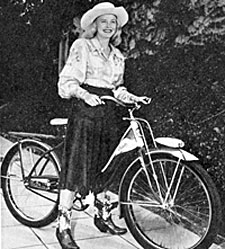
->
[{"left": 119, "top": 0, "right": 225, "bottom": 57}]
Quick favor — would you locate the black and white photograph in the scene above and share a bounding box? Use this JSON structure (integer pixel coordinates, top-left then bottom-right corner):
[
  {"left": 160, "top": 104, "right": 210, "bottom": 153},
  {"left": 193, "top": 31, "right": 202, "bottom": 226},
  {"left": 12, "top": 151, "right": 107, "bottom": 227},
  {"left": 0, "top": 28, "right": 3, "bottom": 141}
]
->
[{"left": 0, "top": 0, "right": 225, "bottom": 248}]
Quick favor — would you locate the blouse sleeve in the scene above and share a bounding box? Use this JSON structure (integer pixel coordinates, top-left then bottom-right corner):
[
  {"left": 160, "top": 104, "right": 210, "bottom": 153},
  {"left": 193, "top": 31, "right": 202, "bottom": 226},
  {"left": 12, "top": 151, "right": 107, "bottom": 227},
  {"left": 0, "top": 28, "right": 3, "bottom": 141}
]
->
[
  {"left": 58, "top": 38, "right": 89, "bottom": 99},
  {"left": 113, "top": 52, "right": 139, "bottom": 103},
  {"left": 113, "top": 86, "right": 139, "bottom": 103}
]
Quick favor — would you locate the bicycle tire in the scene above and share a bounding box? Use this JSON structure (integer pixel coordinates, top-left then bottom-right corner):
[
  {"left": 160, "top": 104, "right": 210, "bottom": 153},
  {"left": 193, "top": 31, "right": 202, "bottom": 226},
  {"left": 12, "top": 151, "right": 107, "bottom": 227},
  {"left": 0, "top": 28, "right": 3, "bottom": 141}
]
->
[
  {"left": 120, "top": 152, "right": 221, "bottom": 249},
  {"left": 1, "top": 140, "right": 60, "bottom": 227}
]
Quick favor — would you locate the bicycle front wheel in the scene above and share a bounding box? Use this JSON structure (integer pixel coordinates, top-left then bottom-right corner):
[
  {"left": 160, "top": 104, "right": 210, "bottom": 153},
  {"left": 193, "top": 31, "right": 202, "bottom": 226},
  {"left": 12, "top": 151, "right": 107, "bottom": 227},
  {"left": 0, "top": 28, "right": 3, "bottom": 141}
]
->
[
  {"left": 1, "top": 140, "right": 60, "bottom": 227},
  {"left": 121, "top": 153, "right": 221, "bottom": 249}
]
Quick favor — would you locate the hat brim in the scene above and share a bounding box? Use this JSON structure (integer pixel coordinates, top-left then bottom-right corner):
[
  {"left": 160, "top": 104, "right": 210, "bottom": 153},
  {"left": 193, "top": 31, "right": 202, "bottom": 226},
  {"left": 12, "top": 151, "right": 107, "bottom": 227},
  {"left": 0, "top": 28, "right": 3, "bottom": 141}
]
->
[{"left": 81, "top": 6, "right": 128, "bottom": 30}]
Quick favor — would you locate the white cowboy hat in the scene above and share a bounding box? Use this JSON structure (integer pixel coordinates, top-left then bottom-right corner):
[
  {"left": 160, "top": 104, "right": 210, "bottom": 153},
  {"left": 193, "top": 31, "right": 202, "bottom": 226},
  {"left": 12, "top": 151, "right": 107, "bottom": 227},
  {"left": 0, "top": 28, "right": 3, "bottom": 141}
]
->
[{"left": 80, "top": 2, "right": 129, "bottom": 30}]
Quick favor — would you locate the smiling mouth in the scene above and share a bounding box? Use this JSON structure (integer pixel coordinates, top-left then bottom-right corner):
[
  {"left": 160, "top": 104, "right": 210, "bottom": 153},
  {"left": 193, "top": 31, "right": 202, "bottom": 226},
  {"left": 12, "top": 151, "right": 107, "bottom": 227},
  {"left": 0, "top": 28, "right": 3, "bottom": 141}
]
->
[{"left": 103, "top": 29, "right": 113, "bottom": 33}]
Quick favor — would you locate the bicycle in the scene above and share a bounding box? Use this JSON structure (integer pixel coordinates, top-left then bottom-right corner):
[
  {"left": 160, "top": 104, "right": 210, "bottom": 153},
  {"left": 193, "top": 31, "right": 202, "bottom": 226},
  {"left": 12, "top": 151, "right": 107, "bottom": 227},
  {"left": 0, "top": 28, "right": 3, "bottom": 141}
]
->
[{"left": 1, "top": 96, "right": 221, "bottom": 249}]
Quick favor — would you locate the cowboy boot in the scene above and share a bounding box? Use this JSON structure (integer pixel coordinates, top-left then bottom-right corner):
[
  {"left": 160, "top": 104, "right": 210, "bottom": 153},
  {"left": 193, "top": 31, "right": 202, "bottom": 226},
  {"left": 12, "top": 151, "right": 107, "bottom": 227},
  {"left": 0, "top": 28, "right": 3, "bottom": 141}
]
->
[
  {"left": 94, "top": 197, "right": 127, "bottom": 235},
  {"left": 56, "top": 206, "right": 80, "bottom": 249}
]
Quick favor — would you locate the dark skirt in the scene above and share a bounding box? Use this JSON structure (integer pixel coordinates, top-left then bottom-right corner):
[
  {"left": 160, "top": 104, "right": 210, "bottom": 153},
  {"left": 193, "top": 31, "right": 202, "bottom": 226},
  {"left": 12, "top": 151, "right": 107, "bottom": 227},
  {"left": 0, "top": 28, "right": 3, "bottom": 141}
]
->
[{"left": 59, "top": 85, "right": 123, "bottom": 195}]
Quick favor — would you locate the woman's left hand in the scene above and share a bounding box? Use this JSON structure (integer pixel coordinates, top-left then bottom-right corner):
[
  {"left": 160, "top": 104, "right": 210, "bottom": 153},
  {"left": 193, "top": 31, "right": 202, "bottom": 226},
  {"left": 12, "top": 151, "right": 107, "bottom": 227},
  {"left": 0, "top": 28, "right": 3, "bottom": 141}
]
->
[{"left": 134, "top": 96, "right": 151, "bottom": 104}]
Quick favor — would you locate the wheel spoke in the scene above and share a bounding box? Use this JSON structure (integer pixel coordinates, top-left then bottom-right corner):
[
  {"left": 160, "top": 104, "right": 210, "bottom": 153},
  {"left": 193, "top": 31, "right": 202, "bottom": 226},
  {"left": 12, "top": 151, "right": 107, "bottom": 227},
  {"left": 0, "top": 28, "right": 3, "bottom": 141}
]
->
[{"left": 122, "top": 155, "right": 219, "bottom": 249}]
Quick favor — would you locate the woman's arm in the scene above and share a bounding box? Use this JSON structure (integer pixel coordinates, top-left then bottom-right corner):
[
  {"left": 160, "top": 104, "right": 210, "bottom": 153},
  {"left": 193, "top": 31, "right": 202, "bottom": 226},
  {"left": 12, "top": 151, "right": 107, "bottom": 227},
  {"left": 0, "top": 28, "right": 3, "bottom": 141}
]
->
[
  {"left": 113, "top": 86, "right": 149, "bottom": 104},
  {"left": 58, "top": 39, "right": 89, "bottom": 99},
  {"left": 112, "top": 49, "right": 149, "bottom": 104},
  {"left": 57, "top": 39, "right": 102, "bottom": 106},
  {"left": 58, "top": 76, "right": 103, "bottom": 106},
  {"left": 58, "top": 77, "right": 89, "bottom": 99}
]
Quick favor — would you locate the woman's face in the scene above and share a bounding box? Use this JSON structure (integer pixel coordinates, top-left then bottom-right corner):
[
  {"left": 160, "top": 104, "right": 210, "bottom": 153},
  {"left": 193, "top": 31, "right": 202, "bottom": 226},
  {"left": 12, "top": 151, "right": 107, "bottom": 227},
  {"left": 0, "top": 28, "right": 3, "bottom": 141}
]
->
[{"left": 96, "top": 14, "right": 117, "bottom": 39}]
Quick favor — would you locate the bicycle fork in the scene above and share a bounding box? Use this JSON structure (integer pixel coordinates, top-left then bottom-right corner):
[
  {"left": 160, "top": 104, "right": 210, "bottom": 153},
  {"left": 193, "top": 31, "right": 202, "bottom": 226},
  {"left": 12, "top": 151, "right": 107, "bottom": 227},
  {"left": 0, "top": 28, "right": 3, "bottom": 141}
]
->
[{"left": 139, "top": 148, "right": 186, "bottom": 209}]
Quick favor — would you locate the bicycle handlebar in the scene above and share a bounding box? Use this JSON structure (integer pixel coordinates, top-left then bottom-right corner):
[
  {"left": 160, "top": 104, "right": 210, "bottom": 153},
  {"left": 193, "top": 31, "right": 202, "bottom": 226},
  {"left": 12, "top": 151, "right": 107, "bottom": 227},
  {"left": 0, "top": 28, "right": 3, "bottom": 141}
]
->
[
  {"left": 100, "top": 95, "right": 151, "bottom": 109},
  {"left": 100, "top": 96, "right": 131, "bottom": 107}
]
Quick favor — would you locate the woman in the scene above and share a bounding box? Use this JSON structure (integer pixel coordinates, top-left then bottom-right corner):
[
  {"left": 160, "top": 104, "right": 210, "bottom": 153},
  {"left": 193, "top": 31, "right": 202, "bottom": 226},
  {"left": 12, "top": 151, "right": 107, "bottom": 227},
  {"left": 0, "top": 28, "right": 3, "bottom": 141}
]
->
[{"left": 56, "top": 2, "right": 149, "bottom": 249}]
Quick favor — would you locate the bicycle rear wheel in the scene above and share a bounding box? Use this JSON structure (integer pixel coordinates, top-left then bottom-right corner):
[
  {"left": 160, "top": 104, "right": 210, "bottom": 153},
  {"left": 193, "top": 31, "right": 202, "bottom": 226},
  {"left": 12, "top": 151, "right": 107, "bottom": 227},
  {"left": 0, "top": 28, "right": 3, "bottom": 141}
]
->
[
  {"left": 121, "top": 153, "right": 221, "bottom": 249},
  {"left": 1, "top": 140, "right": 60, "bottom": 227}
]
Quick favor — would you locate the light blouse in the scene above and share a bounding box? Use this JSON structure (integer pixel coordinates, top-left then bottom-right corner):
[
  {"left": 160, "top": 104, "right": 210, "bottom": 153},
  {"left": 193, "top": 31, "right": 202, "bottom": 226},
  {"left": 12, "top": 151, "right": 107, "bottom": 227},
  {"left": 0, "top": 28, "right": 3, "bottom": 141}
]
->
[{"left": 58, "top": 37, "right": 137, "bottom": 102}]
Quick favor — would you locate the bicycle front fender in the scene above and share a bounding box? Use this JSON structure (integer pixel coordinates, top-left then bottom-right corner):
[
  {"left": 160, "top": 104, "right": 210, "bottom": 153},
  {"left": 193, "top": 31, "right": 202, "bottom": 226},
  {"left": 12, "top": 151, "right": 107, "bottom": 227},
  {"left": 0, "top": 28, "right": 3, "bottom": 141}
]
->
[{"left": 148, "top": 148, "right": 199, "bottom": 161}]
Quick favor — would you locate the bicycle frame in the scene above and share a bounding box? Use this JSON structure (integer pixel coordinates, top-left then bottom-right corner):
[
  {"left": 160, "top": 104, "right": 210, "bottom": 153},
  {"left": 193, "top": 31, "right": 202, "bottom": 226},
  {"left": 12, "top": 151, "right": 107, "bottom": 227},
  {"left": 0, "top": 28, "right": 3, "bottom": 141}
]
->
[{"left": 1, "top": 97, "right": 199, "bottom": 211}]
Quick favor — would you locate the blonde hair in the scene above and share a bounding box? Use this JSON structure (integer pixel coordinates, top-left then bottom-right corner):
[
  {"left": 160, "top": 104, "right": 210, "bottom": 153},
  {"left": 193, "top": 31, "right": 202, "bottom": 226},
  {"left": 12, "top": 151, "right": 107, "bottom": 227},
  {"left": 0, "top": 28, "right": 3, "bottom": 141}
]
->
[{"left": 81, "top": 19, "right": 122, "bottom": 46}]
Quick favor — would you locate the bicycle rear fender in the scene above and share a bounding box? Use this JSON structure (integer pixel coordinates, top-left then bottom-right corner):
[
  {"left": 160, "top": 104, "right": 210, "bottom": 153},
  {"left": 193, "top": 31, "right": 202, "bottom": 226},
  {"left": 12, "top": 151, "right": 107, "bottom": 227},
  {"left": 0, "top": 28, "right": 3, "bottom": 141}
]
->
[{"left": 1, "top": 139, "right": 61, "bottom": 184}]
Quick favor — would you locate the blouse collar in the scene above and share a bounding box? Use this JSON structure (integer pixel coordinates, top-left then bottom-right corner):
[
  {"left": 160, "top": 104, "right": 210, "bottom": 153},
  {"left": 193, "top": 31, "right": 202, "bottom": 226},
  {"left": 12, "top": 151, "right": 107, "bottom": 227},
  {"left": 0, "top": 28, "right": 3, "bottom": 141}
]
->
[{"left": 89, "top": 37, "right": 115, "bottom": 60}]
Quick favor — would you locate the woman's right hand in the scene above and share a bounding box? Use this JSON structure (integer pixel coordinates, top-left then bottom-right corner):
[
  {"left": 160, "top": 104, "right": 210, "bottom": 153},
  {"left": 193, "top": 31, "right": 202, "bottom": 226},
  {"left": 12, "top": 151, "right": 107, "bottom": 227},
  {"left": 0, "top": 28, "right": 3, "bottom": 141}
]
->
[{"left": 83, "top": 92, "right": 103, "bottom": 106}]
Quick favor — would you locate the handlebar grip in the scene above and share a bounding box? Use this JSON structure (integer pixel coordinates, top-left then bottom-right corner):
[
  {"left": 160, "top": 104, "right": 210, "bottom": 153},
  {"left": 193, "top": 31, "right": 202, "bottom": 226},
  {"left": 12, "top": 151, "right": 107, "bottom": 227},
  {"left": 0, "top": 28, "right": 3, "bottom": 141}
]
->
[{"left": 100, "top": 95, "right": 151, "bottom": 108}]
